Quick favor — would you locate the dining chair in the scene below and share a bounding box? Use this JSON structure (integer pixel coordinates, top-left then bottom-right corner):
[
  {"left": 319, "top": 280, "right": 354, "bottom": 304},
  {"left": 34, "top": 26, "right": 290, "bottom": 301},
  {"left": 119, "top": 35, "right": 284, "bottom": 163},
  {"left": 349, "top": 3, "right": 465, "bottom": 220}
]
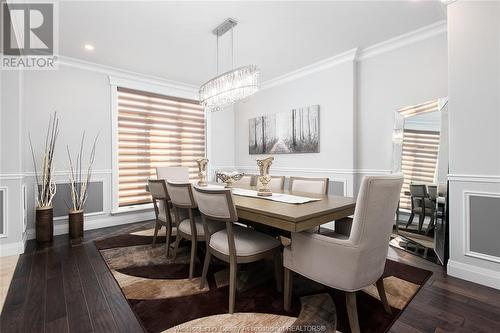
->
[
  {"left": 156, "top": 166, "right": 190, "bottom": 182},
  {"left": 283, "top": 175, "right": 403, "bottom": 333},
  {"left": 406, "top": 184, "right": 435, "bottom": 233},
  {"left": 147, "top": 179, "right": 175, "bottom": 255},
  {"left": 289, "top": 176, "right": 329, "bottom": 195},
  {"left": 193, "top": 186, "right": 282, "bottom": 314},
  {"left": 257, "top": 175, "right": 286, "bottom": 192},
  {"left": 166, "top": 181, "right": 223, "bottom": 279},
  {"left": 235, "top": 174, "right": 255, "bottom": 188}
]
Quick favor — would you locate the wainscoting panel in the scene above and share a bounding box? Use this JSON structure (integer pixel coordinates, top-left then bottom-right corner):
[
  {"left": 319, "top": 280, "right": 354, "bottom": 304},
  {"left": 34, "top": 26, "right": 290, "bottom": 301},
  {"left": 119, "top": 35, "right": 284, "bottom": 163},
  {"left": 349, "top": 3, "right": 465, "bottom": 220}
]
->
[
  {"left": 467, "top": 193, "right": 500, "bottom": 261},
  {"left": 0, "top": 188, "right": 5, "bottom": 236},
  {"left": 39, "top": 181, "right": 104, "bottom": 219}
]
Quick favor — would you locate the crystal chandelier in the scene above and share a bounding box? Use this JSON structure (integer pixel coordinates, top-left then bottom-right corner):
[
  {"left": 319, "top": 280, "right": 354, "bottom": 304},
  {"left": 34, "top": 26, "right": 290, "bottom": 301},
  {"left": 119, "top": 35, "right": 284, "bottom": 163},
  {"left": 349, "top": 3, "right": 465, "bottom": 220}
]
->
[{"left": 199, "top": 18, "right": 260, "bottom": 112}]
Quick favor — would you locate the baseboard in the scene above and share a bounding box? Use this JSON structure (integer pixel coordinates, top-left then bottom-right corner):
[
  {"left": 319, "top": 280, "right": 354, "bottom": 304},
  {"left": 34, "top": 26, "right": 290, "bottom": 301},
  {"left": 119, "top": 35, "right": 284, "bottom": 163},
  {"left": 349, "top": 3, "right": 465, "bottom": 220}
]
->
[
  {"left": 447, "top": 259, "right": 500, "bottom": 290},
  {"left": 26, "top": 210, "right": 154, "bottom": 240},
  {"left": 0, "top": 234, "right": 27, "bottom": 257}
]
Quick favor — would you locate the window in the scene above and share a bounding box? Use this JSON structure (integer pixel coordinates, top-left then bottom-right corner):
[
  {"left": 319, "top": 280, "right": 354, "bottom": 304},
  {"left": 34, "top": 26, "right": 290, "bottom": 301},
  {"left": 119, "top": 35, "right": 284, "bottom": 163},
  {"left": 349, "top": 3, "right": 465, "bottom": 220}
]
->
[
  {"left": 116, "top": 87, "right": 205, "bottom": 207},
  {"left": 400, "top": 128, "right": 440, "bottom": 210}
]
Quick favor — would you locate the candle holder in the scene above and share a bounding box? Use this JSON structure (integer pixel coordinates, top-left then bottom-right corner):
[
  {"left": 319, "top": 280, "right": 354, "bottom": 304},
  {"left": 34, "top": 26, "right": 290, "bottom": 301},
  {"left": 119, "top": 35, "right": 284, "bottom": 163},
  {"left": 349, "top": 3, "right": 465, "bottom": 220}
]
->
[
  {"left": 196, "top": 158, "right": 209, "bottom": 187},
  {"left": 257, "top": 156, "right": 274, "bottom": 197},
  {"left": 216, "top": 171, "right": 244, "bottom": 188}
]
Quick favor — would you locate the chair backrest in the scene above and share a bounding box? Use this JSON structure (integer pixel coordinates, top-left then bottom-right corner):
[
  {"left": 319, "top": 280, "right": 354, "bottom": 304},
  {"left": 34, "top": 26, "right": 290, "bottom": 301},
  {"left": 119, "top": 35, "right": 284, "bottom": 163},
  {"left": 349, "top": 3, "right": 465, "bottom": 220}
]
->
[
  {"left": 165, "top": 181, "right": 196, "bottom": 208},
  {"left": 156, "top": 167, "right": 189, "bottom": 182},
  {"left": 193, "top": 187, "right": 238, "bottom": 222},
  {"left": 348, "top": 175, "right": 403, "bottom": 281},
  {"left": 289, "top": 176, "right": 329, "bottom": 195},
  {"left": 257, "top": 175, "right": 285, "bottom": 192},
  {"left": 235, "top": 175, "right": 254, "bottom": 188},
  {"left": 427, "top": 185, "right": 438, "bottom": 201},
  {"left": 148, "top": 179, "right": 168, "bottom": 200},
  {"left": 409, "top": 184, "right": 427, "bottom": 198}
]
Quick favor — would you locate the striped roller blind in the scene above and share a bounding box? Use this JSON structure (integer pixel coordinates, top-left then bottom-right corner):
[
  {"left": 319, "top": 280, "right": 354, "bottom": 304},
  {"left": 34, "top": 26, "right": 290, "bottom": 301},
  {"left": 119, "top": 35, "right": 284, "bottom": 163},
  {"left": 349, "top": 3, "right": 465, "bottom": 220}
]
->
[
  {"left": 400, "top": 129, "right": 440, "bottom": 210},
  {"left": 117, "top": 87, "right": 206, "bottom": 207}
]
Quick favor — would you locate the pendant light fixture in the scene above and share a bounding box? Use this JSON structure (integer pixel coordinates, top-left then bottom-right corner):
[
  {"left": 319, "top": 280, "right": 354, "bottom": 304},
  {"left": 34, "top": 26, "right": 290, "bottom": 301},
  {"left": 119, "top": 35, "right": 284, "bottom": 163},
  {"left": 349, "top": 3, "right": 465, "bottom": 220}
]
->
[{"left": 199, "top": 18, "right": 261, "bottom": 112}]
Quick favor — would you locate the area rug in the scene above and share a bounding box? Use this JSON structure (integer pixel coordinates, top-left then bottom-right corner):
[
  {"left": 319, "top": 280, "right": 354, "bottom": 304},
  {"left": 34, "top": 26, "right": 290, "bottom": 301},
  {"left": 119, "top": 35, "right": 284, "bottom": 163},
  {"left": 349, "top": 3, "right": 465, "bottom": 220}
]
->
[{"left": 95, "top": 227, "right": 432, "bottom": 333}]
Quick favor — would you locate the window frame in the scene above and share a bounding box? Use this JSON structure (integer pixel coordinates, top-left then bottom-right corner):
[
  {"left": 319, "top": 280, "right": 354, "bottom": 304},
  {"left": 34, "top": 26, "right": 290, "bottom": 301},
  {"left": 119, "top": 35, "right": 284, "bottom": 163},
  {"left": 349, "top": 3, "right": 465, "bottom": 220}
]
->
[{"left": 110, "top": 76, "right": 209, "bottom": 214}]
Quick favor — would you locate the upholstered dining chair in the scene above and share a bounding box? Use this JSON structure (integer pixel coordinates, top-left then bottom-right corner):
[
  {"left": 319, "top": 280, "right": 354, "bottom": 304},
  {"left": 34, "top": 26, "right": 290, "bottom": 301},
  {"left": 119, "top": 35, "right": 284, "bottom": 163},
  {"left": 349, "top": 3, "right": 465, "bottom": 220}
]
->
[
  {"left": 147, "top": 179, "right": 175, "bottom": 255},
  {"left": 283, "top": 175, "right": 404, "bottom": 333},
  {"left": 193, "top": 186, "right": 282, "bottom": 314},
  {"left": 235, "top": 174, "right": 255, "bottom": 188},
  {"left": 156, "top": 166, "right": 190, "bottom": 182},
  {"left": 257, "top": 175, "right": 286, "bottom": 192},
  {"left": 166, "top": 181, "right": 223, "bottom": 279},
  {"left": 289, "top": 176, "right": 329, "bottom": 195}
]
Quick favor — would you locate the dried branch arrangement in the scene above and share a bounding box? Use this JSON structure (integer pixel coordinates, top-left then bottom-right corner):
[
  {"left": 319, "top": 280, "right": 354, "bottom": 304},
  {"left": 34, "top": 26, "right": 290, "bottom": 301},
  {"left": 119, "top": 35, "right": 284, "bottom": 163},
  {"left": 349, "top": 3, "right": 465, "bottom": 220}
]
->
[
  {"left": 29, "top": 112, "right": 59, "bottom": 208},
  {"left": 67, "top": 132, "right": 99, "bottom": 211}
]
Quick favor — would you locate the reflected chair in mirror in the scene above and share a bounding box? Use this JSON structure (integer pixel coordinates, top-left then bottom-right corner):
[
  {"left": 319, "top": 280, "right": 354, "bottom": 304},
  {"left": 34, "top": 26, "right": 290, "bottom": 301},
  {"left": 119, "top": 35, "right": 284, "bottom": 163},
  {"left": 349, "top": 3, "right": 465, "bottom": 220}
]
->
[
  {"left": 166, "top": 181, "right": 223, "bottom": 279},
  {"left": 283, "top": 175, "right": 403, "bottom": 333},
  {"left": 426, "top": 185, "right": 438, "bottom": 234},
  {"left": 147, "top": 180, "right": 175, "bottom": 255},
  {"left": 257, "top": 175, "right": 286, "bottom": 192},
  {"left": 193, "top": 187, "right": 282, "bottom": 314},
  {"left": 406, "top": 184, "right": 435, "bottom": 233},
  {"left": 288, "top": 176, "right": 329, "bottom": 195}
]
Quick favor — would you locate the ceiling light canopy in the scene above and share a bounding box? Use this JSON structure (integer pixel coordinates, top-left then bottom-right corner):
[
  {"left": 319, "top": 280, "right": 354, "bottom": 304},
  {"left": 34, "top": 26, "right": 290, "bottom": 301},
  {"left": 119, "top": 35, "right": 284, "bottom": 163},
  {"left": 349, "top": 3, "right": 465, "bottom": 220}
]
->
[
  {"left": 199, "top": 18, "right": 260, "bottom": 112},
  {"left": 84, "top": 44, "right": 94, "bottom": 51}
]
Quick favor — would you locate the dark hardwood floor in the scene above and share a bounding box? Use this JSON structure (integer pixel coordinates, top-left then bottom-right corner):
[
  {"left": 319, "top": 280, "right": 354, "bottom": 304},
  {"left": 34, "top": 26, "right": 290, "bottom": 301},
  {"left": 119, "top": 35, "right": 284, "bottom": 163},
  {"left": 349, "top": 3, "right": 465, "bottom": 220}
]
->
[{"left": 1, "top": 221, "right": 499, "bottom": 333}]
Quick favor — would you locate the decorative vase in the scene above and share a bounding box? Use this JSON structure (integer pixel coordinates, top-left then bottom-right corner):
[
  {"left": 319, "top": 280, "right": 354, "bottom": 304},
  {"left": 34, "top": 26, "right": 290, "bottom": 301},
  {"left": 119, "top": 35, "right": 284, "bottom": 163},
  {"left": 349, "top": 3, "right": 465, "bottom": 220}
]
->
[
  {"left": 36, "top": 206, "right": 53, "bottom": 242},
  {"left": 216, "top": 171, "right": 244, "bottom": 188},
  {"left": 257, "top": 156, "right": 274, "bottom": 197},
  {"left": 196, "top": 158, "right": 209, "bottom": 187},
  {"left": 68, "top": 209, "right": 84, "bottom": 239}
]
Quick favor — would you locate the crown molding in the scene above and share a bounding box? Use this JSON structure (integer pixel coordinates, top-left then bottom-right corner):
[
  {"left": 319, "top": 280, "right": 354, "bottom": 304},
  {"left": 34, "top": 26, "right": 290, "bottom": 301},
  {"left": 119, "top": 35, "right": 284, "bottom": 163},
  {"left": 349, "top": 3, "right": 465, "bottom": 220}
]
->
[
  {"left": 58, "top": 55, "right": 199, "bottom": 94},
  {"left": 261, "top": 48, "right": 359, "bottom": 90},
  {"left": 357, "top": 20, "right": 447, "bottom": 61}
]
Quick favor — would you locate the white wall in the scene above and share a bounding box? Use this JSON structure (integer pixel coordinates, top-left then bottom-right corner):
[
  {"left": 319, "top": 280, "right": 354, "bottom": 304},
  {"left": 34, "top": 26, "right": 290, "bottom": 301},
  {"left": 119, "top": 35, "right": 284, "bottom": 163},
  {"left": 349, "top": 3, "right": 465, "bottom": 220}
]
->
[
  {"left": 233, "top": 32, "right": 447, "bottom": 196},
  {"left": 0, "top": 70, "right": 26, "bottom": 256},
  {"left": 447, "top": 1, "right": 500, "bottom": 289}
]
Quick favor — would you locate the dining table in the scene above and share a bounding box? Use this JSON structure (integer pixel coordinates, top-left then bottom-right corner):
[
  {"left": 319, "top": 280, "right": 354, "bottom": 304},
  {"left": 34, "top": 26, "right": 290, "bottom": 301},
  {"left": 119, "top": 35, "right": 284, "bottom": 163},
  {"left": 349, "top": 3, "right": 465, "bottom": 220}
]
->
[{"left": 147, "top": 182, "right": 356, "bottom": 233}]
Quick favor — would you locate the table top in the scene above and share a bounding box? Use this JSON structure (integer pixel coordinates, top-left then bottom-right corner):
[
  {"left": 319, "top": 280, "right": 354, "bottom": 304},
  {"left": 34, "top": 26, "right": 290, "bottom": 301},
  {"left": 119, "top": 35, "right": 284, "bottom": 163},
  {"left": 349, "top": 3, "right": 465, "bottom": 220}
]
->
[{"left": 231, "top": 186, "right": 356, "bottom": 232}]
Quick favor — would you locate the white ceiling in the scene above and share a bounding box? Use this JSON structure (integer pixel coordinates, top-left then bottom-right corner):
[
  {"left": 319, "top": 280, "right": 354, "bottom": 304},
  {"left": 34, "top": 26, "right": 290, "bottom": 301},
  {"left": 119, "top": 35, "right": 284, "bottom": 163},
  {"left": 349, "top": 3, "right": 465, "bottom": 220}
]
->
[{"left": 58, "top": 1, "right": 446, "bottom": 86}]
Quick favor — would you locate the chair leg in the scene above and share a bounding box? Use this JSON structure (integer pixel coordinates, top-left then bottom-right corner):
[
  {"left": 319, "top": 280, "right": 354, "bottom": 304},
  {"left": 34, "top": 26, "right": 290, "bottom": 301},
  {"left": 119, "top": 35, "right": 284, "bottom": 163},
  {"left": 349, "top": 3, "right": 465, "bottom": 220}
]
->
[
  {"left": 189, "top": 237, "right": 197, "bottom": 280},
  {"left": 426, "top": 215, "right": 435, "bottom": 235},
  {"left": 376, "top": 278, "right": 392, "bottom": 315},
  {"left": 229, "top": 262, "right": 238, "bottom": 314},
  {"left": 273, "top": 251, "right": 283, "bottom": 293},
  {"left": 200, "top": 251, "right": 211, "bottom": 289},
  {"left": 283, "top": 267, "right": 293, "bottom": 312},
  {"left": 417, "top": 214, "right": 425, "bottom": 233},
  {"left": 406, "top": 213, "right": 415, "bottom": 228},
  {"left": 345, "top": 291, "right": 360, "bottom": 333},
  {"left": 152, "top": 221, "right": 160, "bottom": 247},
  {"left": 165, "top": 224, "right": 172, "bottom": 257},
  {"left": 172, "top": 234, "right": 181, "bottom": 262}
]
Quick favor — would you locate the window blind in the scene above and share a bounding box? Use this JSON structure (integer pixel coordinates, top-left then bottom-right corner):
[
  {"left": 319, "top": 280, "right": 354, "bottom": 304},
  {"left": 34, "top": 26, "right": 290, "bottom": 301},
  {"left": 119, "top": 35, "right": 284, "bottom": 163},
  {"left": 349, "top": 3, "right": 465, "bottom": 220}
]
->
[
  {"left": 400, "top": 129, "right": 440, "bottom": 210},
  {"left": 117, "top": 87, "right": 205, "bottom": 207}
]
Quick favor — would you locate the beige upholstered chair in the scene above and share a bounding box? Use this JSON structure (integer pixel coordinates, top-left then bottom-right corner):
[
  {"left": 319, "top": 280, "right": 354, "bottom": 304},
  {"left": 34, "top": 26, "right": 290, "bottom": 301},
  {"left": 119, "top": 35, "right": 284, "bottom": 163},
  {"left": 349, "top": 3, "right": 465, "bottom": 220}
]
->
[
  {"left": 166, "top": 182, "right": 223, "bottom": 279},
  {"left": 156, "top": 166, "right": 190, "bottom": 182},
  {"left": 289, "top": 176, "right": 329, "bottom": 195},
  {"left": 257, "top": 175, "right": 286, "bottom": 192},
  {"left": 283, "top": 175, "right": 404, "bottom": 333},
  {"left": 193, "top": 186, "right": 282, "bottom": 314},
  {"left": 406, "top": 184, "right": 435, "bottom": 233},
  {"left": 147, "top": 180, "right": 175, "bottom": 255},
  {"left": 234, "top": 174, "right": 254, "bottom": 188}
]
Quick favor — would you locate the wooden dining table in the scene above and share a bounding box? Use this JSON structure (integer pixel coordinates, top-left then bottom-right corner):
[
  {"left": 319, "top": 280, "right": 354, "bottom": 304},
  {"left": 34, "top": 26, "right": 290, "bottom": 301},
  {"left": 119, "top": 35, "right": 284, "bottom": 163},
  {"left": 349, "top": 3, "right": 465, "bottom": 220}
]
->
[
  {"left": 232, "top": 187, "right": 356, "bottom": 233},
  {"left": 147, "top": 182, "right": 356, "bottom": 233}
]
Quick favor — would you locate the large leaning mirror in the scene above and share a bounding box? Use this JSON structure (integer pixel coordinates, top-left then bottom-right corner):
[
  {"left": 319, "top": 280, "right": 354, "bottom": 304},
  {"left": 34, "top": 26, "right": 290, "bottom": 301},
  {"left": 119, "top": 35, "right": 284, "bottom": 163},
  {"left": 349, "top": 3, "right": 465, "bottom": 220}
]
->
[{"left": 390, "top": 97, "right": 449, "bottom": 265}]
